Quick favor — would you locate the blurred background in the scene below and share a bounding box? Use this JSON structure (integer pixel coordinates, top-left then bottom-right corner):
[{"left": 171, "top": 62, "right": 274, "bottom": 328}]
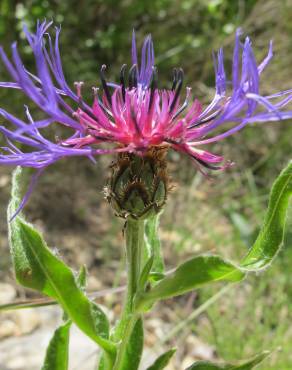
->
[{"left": 0, "top": 0, "right": 291, "bottom": 369}]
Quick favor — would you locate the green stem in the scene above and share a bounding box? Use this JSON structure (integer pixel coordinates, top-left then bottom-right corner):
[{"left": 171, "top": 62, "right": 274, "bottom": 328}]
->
[
  {"left": 126, "top": 219, "right": 144, "bottom": 302},
  {"left": 112, "top": 219, "right": 145, "bottom": 370}
]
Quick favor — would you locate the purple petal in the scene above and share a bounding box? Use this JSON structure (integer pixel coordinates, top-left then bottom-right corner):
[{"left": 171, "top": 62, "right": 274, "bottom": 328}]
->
[
  {"left": 9, "top": 167, "right": 44, "bottom": 221},
  {"left": 232, "top": 29, "right": 242, "bottom": 91},
  {"left": 134, "top": 34, "right": 155, "bottom": 88},
  {"left": 131, "top": 29, "right": 138, "bottom": 66},
  {"left": 258, "top": 40, "right": 273, "bottom": 74}
]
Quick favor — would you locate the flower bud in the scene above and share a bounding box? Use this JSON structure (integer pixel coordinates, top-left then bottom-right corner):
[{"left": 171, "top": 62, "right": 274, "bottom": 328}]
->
[{"left": 105, "top": 147, "right": 169, "bottom": 219}]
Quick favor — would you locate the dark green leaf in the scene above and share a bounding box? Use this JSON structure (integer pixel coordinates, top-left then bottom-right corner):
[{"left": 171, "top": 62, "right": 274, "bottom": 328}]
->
[
  {"left": 186, "top": 350, "right": 270, "bottom": 369},
  {"left": 146, "top": 348, "right": 176, "bottom": 370},
  {"left": 7, "top": 167, "right": 115, "bottom": 355},
  {"left": 136, "top": 255, "right": 244, "bottom": 308},
  {"left": 145, "top": 215, "right": 165, "bottom": 273},
  {"left": 241, "top": 161, "right": 292, "bottom": 269},
  {"left": 41, "top": 321, "right": 71, "bottom": 370}
]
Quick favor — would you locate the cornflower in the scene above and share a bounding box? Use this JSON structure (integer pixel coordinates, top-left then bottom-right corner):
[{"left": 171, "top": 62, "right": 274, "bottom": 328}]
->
[{"left": 0, "top": 21, "right": 291, "bottom": 212}]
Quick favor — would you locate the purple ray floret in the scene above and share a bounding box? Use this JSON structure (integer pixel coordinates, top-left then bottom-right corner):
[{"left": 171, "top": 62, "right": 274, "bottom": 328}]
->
[{"left": 0, "top": 21, "right": 291, "bottom": 175}]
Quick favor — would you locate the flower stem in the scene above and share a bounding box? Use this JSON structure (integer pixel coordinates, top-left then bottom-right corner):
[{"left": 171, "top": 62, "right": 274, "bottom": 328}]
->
[{"left": 112, "top": 218, "right": 145, "bottom": 370}]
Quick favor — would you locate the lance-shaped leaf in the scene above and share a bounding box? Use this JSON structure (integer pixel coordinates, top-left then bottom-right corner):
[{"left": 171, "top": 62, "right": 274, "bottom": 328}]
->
[
  {"left": 77, "top": 264, "right": 87, "bottom": 291},
  {"left": 7, "top": 167, "right": 115, "bottom": 355},
  {"left": 146, "top": 348, "right": 176, "bottom": 370},
  {"left": 241, "top": 160, "right": 292, "bottom": 269},
  {"left": 136, "top": 255, "right": 244, "bottom": 308},
  {"left": 138, "top": 254, "right": 154, "bottom": 291},
  {"left": 185, "top": 350, "right": 270, "bottom": 369},
  {"left": 41, "top": 321, "right": 71, "bottom": 370},
  {"left": 136, "top": 161, "right": 292, "bottom": 308},
  {"left": 42, "top": 265, "right": 88, "bottom": 369},
  {"left": 116, "top": 317, "right": 144, "bottom": 370}
]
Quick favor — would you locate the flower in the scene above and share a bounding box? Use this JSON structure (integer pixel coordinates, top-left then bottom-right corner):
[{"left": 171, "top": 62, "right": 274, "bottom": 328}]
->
[
  {"left": 0, "top": 21, "right": 291, "bottom": 206},
  {"left": 105, "top": 147, "right": 169, "bottom": 219}
]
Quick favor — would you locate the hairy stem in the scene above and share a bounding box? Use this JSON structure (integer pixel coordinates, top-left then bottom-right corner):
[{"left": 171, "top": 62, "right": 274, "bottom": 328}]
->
[{"left": 112, "top": 219, "right": 145, "bottom": 370}]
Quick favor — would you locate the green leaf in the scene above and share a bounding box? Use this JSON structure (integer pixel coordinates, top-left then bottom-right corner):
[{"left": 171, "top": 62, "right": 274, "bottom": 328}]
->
[
  {"left": 117, "top": 317, "right": 144, "bottom": 370},
  {"left": 138, "top": 254, "right": 154, "bottom": 291},
  {"left": 77, "top": 264, "right": 87, "bottom": 291},
  {"left": 185, "top": 350, "right": 270, "bottom": 369},
  {"left": 41, "top": 321, "right": 71, "bottom": 370},
  {"left": 137, "top": 161, "right": 292, "bottom": 308},
  {"left": 136, "top": 255, "right": 244, "bottom": 308},
  {"left": 144, "top": 215, "right": 165, "bottom": 273},
  {"left": 241, "top": 161, "right": 292, "bottom": 269},
  {"left": 63, "top": 265, "right": 87, "bottom": 322},
  {"left": 7, "top": 167, "right": 115, "bottom": 356},
  {"left": 97, "top": 356, "right": 106, "bottom": 370},
  {"left": 146, "top": 348, "right": 176, "bottom": 370},
  {"left": 148, "top": 272, "right": 166, "bottom": 282}
]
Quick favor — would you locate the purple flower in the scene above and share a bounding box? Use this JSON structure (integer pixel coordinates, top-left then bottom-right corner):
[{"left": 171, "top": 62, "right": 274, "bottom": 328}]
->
[{"left": 0, "top": 21, "right": 291, "bottom": 176}]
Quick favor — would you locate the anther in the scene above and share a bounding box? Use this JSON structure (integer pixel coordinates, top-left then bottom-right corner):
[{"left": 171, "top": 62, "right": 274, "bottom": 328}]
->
[
  {"left": 129, "top": 64, "right": 138, "bottom": 89},
  {"left": 130, "top": 106, "right": 141, "bottom": 134},
  {"left": 75, "top": 87, "right": 100, "bottom": 122},
  {"left": 193, "top": 156, "right": 222, "bottom": 171},
  {"left": 74, "top": 81, "right": 84, "bottom": 98},
  {"left": 99, "top": 65, "right": 112, "bottom": 105},
  {"left": 171, "top": 68, "right": 178, "bottom": 91},
  {"left": 149, "top": 66, "right": 158, "bottom": 111},
  {"left": 189, "top": 109, "right": 221, "bottom": 128},
  {"left": 92, "top": 87, "right": 99, "bottom": 97},
  {"left": 172, "top": 87, "right": 191, "bottom": 120},
  {"left": 120, "top": 64, "right": 127, "bottom": 101},
  {"left": 169, "top": 68, "right": 184, "bottom": 112}
]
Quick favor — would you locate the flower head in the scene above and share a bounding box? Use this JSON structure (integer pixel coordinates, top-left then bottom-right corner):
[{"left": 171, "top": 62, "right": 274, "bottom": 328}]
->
[{"left": 0, "top": 21, "right": 291, "bottom": 205}]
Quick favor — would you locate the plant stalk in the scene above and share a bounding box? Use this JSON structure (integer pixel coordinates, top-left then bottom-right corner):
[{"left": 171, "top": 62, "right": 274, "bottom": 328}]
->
[{"left": 111, "top": 219, "right": 145, "bottom": 370}]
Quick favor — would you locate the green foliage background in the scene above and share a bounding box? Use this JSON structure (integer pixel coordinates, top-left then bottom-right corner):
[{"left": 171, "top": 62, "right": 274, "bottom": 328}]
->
[
  {"left": 0, "top": 0, "right": 291, "bottom": 369},
  {"left": 0, "top": 0, "right": 291, "bottom": 176}
]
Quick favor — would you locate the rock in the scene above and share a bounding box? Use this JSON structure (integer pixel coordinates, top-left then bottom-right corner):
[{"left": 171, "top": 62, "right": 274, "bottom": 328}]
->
[
  {"left": 0, "top": 306, "right": 104, "bottom": 369},
  {"left": 87, "top": 275, "right": 102, "bottom": 290},
  {"left": 0, "top": 283, "right": 16, "bottom": 304},
  {"left": 0, "top": 175, "right": 10, "bottom": 188},
  {"left": 13, "top": 309, "right": 41, "bottom": 336},
  {"left": 0, "top": 309, "right": 41, "bottom": 339},
  {"left": 186, "top": 335, "right": 215, "bottom": 360},
  {"left": 182, "top": 355, "right": 195, "bottom": 369},
  {"left": 0, "top": 320, "right": 18, "bottom": 338}
]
